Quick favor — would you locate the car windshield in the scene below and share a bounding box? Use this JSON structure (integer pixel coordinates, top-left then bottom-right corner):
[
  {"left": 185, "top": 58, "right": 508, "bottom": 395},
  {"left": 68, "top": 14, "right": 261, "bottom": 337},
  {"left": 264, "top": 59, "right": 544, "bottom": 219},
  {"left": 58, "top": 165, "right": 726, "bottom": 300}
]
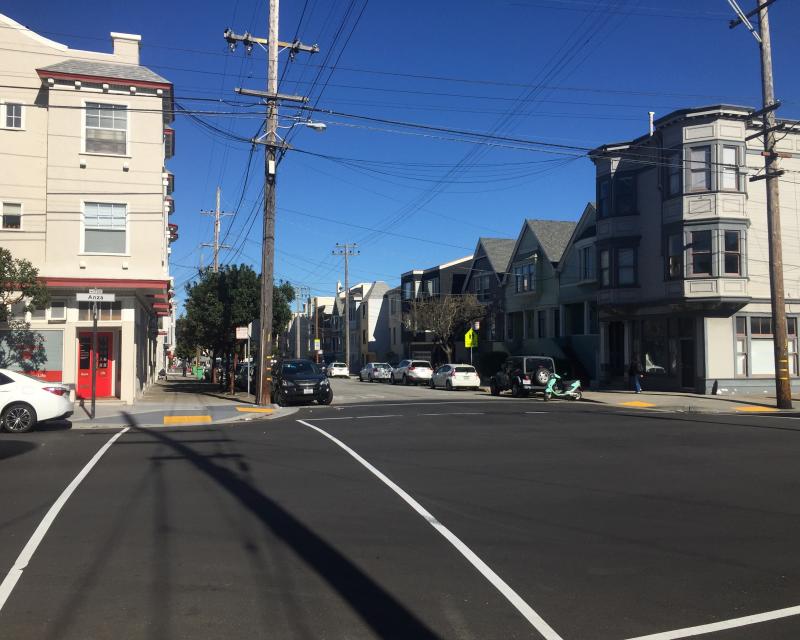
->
[
  {"left": 331, "top": 363, "right": 345, "bottom": 367},
  {"left": 282, "top": 361, "right": 320, "bottom": 375},
  {"left": 454, "top": 366, "right": 476, "bottom": 373},
  {"left": 411, "top": 361, "right": 431, "bottom": 368},
  {"left": 373, "top": 363, "right": 390, "bottom": 370}
]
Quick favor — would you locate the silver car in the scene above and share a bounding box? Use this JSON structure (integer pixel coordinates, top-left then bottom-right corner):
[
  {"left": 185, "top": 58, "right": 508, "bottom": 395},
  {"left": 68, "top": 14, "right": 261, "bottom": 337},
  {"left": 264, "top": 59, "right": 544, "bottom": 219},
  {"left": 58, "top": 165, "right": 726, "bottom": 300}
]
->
[
  {"left": 359, "top": 362, "right": 392, "bottom": 383},
  {"left": 390, "top": 359, "right": 433, "bottom": 385}
]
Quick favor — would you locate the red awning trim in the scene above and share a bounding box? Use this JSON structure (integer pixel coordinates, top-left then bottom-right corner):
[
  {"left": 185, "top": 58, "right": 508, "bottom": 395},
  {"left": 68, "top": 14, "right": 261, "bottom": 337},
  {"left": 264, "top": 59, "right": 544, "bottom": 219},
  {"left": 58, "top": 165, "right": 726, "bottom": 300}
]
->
[
  {"left": 152, "top": 303, "right": 170, "bottom": 310},
  {"left": 43, "top": 277, "right": 169, "bottom": 290},
  {"left": 37, "top": 69, "right": 171, "bottom": 90}
]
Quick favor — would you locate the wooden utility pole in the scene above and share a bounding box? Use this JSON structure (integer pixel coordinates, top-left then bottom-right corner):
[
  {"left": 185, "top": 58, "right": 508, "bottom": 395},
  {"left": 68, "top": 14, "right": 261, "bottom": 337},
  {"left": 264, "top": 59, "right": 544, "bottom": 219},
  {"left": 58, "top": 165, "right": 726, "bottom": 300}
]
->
[
  {"left": 730, "top": 0, "right": 791, "bottom": 408},
  {"left": 201, "top": 186, "right": 231, "bottom": 272},
  {"left": 332, "top": 243, "right": 359, "bottom": 374},
  {"left": 223, "top": 11, "right": 318, "bottom": 406},
  {"left": 757, "top": 0, "right": 791, "bottom": 408}
]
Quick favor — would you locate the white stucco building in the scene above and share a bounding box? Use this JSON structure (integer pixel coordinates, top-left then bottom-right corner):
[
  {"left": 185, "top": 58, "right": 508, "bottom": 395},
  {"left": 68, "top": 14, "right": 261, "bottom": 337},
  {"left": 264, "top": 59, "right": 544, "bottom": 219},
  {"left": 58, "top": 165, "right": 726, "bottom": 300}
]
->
[{"left": 0, "top": 13, "right": 175, "bottom": 403}]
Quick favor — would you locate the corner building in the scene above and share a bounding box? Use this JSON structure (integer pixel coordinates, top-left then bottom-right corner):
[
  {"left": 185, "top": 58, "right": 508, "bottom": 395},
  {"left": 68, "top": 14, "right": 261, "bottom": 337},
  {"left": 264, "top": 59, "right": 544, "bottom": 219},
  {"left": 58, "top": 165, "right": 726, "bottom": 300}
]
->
[
  {"left": 590, "top": 105, "right": 800, "bottom": 393},
  {"left": 0, "top": 14, "right": 176, "bottom": 403}
]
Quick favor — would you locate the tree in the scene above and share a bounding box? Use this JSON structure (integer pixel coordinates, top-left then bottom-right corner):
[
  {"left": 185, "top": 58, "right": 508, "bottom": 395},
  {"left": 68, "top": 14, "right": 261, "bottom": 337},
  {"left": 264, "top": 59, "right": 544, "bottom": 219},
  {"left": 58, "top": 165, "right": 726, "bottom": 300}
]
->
[
  {"left": 0, "top": 248, "right": 49, "bottom": 373},
  {"left": 0, "top": 247, "right": 48, "bottom": 323},
  {"left": 272, "top": 280, "right": 295, "bottom": 347},
  {"left": 404, "top": 294, "right": 484, "bottom": 363}
]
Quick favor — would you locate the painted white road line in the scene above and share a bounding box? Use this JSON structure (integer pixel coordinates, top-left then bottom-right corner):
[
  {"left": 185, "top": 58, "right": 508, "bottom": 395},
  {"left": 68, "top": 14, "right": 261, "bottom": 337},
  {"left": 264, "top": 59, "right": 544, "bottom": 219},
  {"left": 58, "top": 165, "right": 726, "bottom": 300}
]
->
[
  {"left": 419, "top": 412, "right": 485, "bottom": 416},
  {"left": 624, "top": 603, "right": 800, "bottom": 639},
  {"left": 0, "top": 427, "right": 129, "bottom": 612},
  {"left": 325, "top": 399, "right": 515, "bottom": 409},
  {"left": 305, "top": 416, "right": 355, "bottom": 421},
  {"left": 355, "top": 414, "right": 402, "bottom": 419},
  {"left": 525, "top": 411, "right": 549, "bottom": 414},
  {"left": 296, "top": 419, "right": 563, "bottom": 640}
]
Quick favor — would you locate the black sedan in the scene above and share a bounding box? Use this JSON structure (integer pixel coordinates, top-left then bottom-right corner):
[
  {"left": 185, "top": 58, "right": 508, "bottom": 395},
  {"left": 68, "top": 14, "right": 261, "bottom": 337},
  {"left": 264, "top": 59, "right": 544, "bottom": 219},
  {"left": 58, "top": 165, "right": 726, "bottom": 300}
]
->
[{"left": 271, "top": 359, "right": 333, "bottom": 406}]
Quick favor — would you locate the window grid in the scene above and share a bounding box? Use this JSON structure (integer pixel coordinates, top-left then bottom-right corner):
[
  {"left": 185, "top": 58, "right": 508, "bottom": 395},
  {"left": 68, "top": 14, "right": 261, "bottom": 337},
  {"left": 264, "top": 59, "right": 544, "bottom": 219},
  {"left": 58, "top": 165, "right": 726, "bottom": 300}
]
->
[
  {"left": 2, "top": 202, "right": 22, "bottom": 230},
  {"left": 85, "top": 102, "right": 127, "bottom": 155},
  {"left": 5, "top": 103, "right": 22, "bottom": 128}
]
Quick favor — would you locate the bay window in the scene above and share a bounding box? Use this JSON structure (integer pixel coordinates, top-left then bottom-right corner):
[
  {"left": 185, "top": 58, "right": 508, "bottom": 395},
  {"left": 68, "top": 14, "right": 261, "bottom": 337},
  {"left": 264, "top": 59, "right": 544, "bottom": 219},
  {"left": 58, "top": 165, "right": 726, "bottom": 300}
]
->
[
  {"left": 617, "top": 248, "right": 636, "bottom": 285},
  {"left": 666, "top": 233, "right": 683, "bottom": 279},
  {"left": 687, "top": 145, "right": 711, "bottom": 192},
  {"left": 724, "top": 230, "right": 741, "bottom": 275},
  {"left": 690, "top": 230, "right": 712, "bottom": 276}
]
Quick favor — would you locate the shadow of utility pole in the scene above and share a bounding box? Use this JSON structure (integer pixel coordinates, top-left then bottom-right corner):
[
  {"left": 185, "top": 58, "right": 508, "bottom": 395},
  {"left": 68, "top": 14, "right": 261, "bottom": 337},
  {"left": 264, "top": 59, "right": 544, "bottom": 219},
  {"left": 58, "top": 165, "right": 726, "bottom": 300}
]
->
[{"left": 121, "top": 412, "right": 441, "bottom": 640}]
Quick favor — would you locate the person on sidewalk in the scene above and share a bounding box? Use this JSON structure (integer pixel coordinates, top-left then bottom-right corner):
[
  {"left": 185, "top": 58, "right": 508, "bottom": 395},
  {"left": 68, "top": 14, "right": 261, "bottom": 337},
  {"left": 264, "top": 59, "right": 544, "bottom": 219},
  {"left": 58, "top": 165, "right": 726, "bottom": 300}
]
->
[{"left": 629, "top": 355, "right": 644, "bottom": 393}]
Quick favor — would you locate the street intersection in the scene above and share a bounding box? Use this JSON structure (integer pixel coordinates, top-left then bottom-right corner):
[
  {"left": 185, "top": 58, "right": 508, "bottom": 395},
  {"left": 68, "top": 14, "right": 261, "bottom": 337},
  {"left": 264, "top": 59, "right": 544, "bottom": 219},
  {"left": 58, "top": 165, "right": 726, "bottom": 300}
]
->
[{"left": 2, "top": 379, "right": 800, "bottom": 639}]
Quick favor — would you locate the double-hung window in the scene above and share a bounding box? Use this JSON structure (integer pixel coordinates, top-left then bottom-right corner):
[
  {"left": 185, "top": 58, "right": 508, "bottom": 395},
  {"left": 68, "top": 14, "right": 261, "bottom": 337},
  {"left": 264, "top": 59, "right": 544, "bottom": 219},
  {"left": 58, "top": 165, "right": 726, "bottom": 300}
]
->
[
  {"left": 4, "top": 103, "right": 23, "bottom": 129},
  {"left": 687, "top": 145, "right": 711, "bottom": 192},
  {"left": 721, "top": 145, "right": 739, "bottom": 191},
  {"left": 617, "top": 248, "right": 636, "bottom": 285},
  {"left": 690, "top": 230, "right": 712, "bottom": 276},
  {"left": 84, "top": 202, "right": 127, "bottom": 253},
  {"left": 599, "top": 249, "right": 610, "bottom": 287},
  {"left": 666, "top": 233, "right": 683, "bottom": 279},
  {"left": 85, "top": 103, "right": 127, "bottom": 155},
  {"left": 597, "top": 179, "right": 611, "bottom": 218},
  {"left": 2, "top": 202, "right": 21, "bottom": 230},
  {"left": 614, "top": 175, "right": 636, "bottom": 216},
  {"left": 664, "top": 150, "right": 681, "bottom": 197},
  {"left": 580, "top": 246, "right": 595, "bottom": 281},
  {"left": 514, "top": 262, "right": 536, "bottom": 293},
  {"left": 724, "top": 230, "right": 741, "bottom": 275}
]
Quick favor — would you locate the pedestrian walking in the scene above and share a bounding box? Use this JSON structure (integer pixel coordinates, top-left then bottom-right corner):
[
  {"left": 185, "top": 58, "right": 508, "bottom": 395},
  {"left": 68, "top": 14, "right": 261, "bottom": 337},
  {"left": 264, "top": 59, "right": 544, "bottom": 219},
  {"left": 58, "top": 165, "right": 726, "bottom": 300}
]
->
[{"left": 629, "top": 354, "right": 644, "bottom": 393}]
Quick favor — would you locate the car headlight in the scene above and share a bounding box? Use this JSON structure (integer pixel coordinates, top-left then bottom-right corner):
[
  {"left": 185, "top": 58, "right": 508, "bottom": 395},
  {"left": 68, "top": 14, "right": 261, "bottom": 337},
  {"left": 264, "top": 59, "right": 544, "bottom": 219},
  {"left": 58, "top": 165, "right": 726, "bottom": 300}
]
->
[
  {"left": 320, "top": 378, "right": 329, "bottom": 386},
  {"left": 282, "top": 380, "right": 295, "bottom": 388}
]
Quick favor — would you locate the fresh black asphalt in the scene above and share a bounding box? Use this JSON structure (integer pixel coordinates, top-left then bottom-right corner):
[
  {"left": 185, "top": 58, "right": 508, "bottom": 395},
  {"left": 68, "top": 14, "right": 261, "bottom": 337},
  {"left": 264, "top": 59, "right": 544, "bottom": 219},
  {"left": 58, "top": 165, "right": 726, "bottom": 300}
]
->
[{"left": 1, "top": 399, "right": 800, "bottom": 639}]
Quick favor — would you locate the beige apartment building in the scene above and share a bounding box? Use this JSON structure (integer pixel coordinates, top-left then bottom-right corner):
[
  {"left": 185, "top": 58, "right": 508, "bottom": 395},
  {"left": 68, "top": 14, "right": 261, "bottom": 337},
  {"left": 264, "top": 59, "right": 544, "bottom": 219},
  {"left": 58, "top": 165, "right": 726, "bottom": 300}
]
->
[{"left": 0, "top": 13, "right": 175, "bottom": 403}]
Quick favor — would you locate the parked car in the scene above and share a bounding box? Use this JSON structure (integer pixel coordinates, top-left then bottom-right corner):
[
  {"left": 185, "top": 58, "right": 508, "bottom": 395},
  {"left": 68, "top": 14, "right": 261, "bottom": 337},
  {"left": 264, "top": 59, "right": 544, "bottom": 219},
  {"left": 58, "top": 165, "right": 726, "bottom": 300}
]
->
[
  {"left": 390, "top": 359, "right": 433, "bottom": 385},
  {"left": 0, "top": 369, "right": 73, "bottom": 433},
  {"left": 359, "top": 362, "right": 392, "bottom": 383},
  {"left": 235, "top": 362, "right": 254, "bottom": 390},
  {"left": 327, "top": 362, "right": 349, "bottom": 378},
  {"left": 429, "top": 364, "right": 481, "bottom": 391},
  {"left": 271, "top": 359, "right": 333, "bottom": 406},
  {"left": 489, "top": 355, "right": 555, "bottom": 397}
]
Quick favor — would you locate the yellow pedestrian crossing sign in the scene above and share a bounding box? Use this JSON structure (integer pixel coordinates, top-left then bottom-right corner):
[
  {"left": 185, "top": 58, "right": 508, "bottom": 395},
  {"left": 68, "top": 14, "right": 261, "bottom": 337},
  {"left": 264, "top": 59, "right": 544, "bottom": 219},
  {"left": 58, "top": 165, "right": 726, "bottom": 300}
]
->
[{"left": 464, "top": 328, "right": 478, "bottom": 348}]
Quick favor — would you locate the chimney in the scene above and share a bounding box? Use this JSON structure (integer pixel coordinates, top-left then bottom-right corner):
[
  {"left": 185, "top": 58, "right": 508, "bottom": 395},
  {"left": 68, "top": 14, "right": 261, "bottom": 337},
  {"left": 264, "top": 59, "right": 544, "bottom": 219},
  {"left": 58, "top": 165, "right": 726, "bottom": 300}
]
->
[
  {"left": 110, "top": 32, "right": 141, "bottom": 65},
  {"left": 337, "top": 280, "right": 343, "bottom": 293},
  {"left": 648, "top": 111, "right": 655, "bottom": 137}
]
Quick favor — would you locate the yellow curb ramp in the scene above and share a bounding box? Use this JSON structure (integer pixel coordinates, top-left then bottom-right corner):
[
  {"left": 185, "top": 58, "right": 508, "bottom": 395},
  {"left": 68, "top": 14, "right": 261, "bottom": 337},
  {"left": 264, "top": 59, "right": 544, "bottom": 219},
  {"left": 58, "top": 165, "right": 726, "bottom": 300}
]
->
[
  {"left": 735, "top": 405, "right": 779, "bottom": 413},
  {"left": 163, "top": 415, "right": 212, "bottom": 425},
  {"left": 620, "top": 401, "right": 657, "bottom": 408},
  {"left": 235, "top": 407, "right": 274, "bottom": 413}
]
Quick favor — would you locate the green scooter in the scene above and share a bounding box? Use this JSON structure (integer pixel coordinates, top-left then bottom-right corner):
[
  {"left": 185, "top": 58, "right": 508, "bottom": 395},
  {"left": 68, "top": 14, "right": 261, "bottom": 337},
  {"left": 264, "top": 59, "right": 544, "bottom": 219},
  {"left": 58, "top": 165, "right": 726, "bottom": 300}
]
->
[{"left": 543, "top": 371, "right": 582, "bottom": 401}]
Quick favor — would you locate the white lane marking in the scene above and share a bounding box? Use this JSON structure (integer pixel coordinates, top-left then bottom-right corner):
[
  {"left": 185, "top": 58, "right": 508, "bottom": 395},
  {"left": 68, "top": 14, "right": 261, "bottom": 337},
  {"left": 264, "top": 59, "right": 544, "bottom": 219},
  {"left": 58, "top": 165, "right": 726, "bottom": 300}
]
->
[
  {"left": 296, "top": 419, "right": 563, "bottom": 640},
  {"left": 624, "top": 604, "right": 800, "bottom": 639},
  {"left": 419, "top": 412, "right": 484, "bottom": 416},
  {"left": 323, "top": 400, "right": 517, "bottom": 409},
  {"left": 0, "top": 427, "right": 129, "bottom": 612},
  {"left": 305, "top": 416, "right": 355, "bottom": 421},
  {"left": 355, "top": 414, "right": 402, "bottom": 419},
  {"left": 525, "top": 411, "right": 548, "bottom": 414}
]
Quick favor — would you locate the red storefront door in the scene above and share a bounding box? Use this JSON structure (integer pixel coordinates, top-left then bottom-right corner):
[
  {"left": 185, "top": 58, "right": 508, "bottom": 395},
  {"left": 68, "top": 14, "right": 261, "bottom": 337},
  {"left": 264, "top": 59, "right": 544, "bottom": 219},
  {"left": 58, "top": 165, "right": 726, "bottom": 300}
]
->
[{"left": 77, "top": 332, "right": 114, "bottom": 399}]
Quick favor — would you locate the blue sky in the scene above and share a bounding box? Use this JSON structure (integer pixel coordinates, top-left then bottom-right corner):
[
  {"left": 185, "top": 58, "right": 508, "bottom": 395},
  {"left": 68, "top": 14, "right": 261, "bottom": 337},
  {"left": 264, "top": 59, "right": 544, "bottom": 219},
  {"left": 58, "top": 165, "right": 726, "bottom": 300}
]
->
[{"left": 5, "top": 0, "right": 800, "bottom": 307}]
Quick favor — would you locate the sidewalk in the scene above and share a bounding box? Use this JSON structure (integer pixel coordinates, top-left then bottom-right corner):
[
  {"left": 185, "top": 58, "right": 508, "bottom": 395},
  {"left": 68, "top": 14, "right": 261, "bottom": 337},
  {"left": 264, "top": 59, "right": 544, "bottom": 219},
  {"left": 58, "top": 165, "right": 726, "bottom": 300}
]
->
[
  {"left": 69, "top": 374, "right": 291, "bottom": 428},
  {"left": 581, "top": 388, "right": 797, "bottom": 414}
]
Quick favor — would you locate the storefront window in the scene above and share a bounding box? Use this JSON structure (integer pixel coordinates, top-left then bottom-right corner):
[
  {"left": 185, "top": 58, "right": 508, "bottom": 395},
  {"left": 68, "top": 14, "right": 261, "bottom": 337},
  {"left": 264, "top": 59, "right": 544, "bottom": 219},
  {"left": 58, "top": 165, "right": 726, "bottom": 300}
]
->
[{"left": 641, "top": 319, "right": 668, "bottom": 375}]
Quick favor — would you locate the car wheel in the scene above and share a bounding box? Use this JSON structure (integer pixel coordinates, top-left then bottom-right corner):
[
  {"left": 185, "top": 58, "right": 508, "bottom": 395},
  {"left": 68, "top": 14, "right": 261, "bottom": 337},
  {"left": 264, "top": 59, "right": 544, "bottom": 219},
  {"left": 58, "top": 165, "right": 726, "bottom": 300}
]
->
[
  {"left": 490, "top": 381, "right": 500, "bottom": 396},
  {"left": 446, "top": 380, "right": 453, "bottom": 391},
  {"left": 534, "top": 367, "right": 551, "bottom": 386},
  {"left": 403, "top": 375, "right": 409, "bottom": 386},
  {"left": 429, "top": 379, "right": 435, "bottom": 389},
  {"left": 2, "top": 403, "right": 37, "bottom": 433},
  {"left": 275, "top": 391, "right": 288, "bottom": 407},
  {"left": 511, "top": 381, "right": 524, "bottom": 398},
  {"left": 318, "top": 388, "right": 333, "bottom": 405}
]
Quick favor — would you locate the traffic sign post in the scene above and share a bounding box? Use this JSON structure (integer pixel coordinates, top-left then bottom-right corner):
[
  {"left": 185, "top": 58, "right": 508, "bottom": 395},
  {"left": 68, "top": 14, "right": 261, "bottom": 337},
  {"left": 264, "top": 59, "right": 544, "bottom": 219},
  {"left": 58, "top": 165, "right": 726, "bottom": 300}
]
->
[{"left": 464, "top": 328, "right": 478, "bottom": 366}]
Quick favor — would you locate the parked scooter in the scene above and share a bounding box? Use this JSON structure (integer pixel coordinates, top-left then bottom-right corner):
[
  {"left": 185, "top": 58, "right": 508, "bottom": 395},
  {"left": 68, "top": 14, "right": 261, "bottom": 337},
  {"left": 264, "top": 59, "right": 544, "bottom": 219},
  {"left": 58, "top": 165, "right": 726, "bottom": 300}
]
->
[{"left": 543, "top": 371, "right": 582, "bottom": 401}]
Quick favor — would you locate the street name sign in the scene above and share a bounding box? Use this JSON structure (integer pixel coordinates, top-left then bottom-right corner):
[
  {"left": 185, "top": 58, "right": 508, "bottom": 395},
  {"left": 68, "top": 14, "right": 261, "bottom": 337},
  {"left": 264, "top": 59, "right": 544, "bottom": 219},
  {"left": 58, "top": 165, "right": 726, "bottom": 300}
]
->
[{"left": 77, "top": 292, "right": 115, "bottom": 302}]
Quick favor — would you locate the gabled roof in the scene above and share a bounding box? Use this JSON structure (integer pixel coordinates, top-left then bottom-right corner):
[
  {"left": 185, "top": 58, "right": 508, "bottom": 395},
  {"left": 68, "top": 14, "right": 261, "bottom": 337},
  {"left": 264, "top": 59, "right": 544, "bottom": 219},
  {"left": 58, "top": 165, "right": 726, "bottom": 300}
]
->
[
  {"left": 525, "top": 220, "right": 577, "bottom": 263},
  {"left": 556, "top": 203, "right": 597, "bottom": 274},
  {"left": 479, "top": 238, "right": 516, "bottom": 275},
  {"left": 37, "top": 59, "right": 170, "bottom": 87},
  {"left": 460, "top": 237, "right": 515, "bottom": 293}
]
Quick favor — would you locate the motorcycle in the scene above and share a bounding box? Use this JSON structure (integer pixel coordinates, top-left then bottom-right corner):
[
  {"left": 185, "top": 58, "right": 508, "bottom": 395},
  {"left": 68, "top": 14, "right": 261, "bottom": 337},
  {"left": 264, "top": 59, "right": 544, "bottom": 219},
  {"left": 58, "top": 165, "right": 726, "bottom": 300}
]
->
[{"left": 543, "top": 372, "right": 582, "bottom": 401}]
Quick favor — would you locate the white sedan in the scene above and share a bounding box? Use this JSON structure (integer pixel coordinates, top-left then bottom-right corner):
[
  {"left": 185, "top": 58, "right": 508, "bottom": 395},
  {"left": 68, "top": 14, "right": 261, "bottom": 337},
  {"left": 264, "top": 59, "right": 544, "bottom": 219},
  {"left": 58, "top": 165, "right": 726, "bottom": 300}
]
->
[
  {"left": 429, "top": 364, "right": 481, "bottom": 391},
  {"left": 0, "top": 369, "right": 73, "bottom": 433},
  {"left": 326, "top": 362, "right": 350, "bottom": 378}
]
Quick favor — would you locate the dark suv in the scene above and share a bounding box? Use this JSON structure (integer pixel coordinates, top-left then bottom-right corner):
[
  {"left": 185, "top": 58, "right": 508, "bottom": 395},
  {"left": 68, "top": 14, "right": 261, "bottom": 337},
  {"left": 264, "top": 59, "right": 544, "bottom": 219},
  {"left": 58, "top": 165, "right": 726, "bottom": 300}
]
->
[
  {"left": 489, "top": 355, "right": 555, "bottom": 397},
  {"left": 272, "top": 359, "right": 333, "bottom": 406}
]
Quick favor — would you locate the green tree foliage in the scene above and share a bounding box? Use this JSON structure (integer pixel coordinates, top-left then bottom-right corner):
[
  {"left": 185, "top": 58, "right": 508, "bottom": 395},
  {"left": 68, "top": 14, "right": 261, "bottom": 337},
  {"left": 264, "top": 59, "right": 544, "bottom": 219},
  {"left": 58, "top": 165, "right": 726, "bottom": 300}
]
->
[
  {"left": 0, "top": 247, "right": 49, "bottom": 323},
  {"left": 404, "top": 294, "right": 484, "bottom": 363},
  {"left": 182, "top": 265, "right": 294, "bottom": 357}
]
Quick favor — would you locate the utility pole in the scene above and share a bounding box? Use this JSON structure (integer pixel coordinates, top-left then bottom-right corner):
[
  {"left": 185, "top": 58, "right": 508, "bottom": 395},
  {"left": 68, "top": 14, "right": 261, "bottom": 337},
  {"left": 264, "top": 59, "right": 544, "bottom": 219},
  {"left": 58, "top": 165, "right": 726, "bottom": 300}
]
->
[
  {"left": 332, "top": 243, "right": 359, "bottom": 374},
  {"left": 729, "top": 0, "right": 791, "bottom": 408},
  {"left": 223, "top": 10, "right": 318, "bottom": 406},
  {"left": 294, "top": 285, "right": 310, "bottom": 358},
  {"left": 201, "top": 186, "right": 232, "bottom": 272}
]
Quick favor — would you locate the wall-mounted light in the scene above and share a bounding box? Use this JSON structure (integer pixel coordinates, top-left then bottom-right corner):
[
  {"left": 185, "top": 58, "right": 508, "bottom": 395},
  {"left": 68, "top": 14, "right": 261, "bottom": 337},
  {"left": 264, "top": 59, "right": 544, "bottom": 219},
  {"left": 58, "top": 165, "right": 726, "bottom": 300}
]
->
[
  {"left": 102, "top": 83, "right": 109, "bottom": 92},
  {"left": 74, "top": 80, "right": 81, "bottom": 89}
]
